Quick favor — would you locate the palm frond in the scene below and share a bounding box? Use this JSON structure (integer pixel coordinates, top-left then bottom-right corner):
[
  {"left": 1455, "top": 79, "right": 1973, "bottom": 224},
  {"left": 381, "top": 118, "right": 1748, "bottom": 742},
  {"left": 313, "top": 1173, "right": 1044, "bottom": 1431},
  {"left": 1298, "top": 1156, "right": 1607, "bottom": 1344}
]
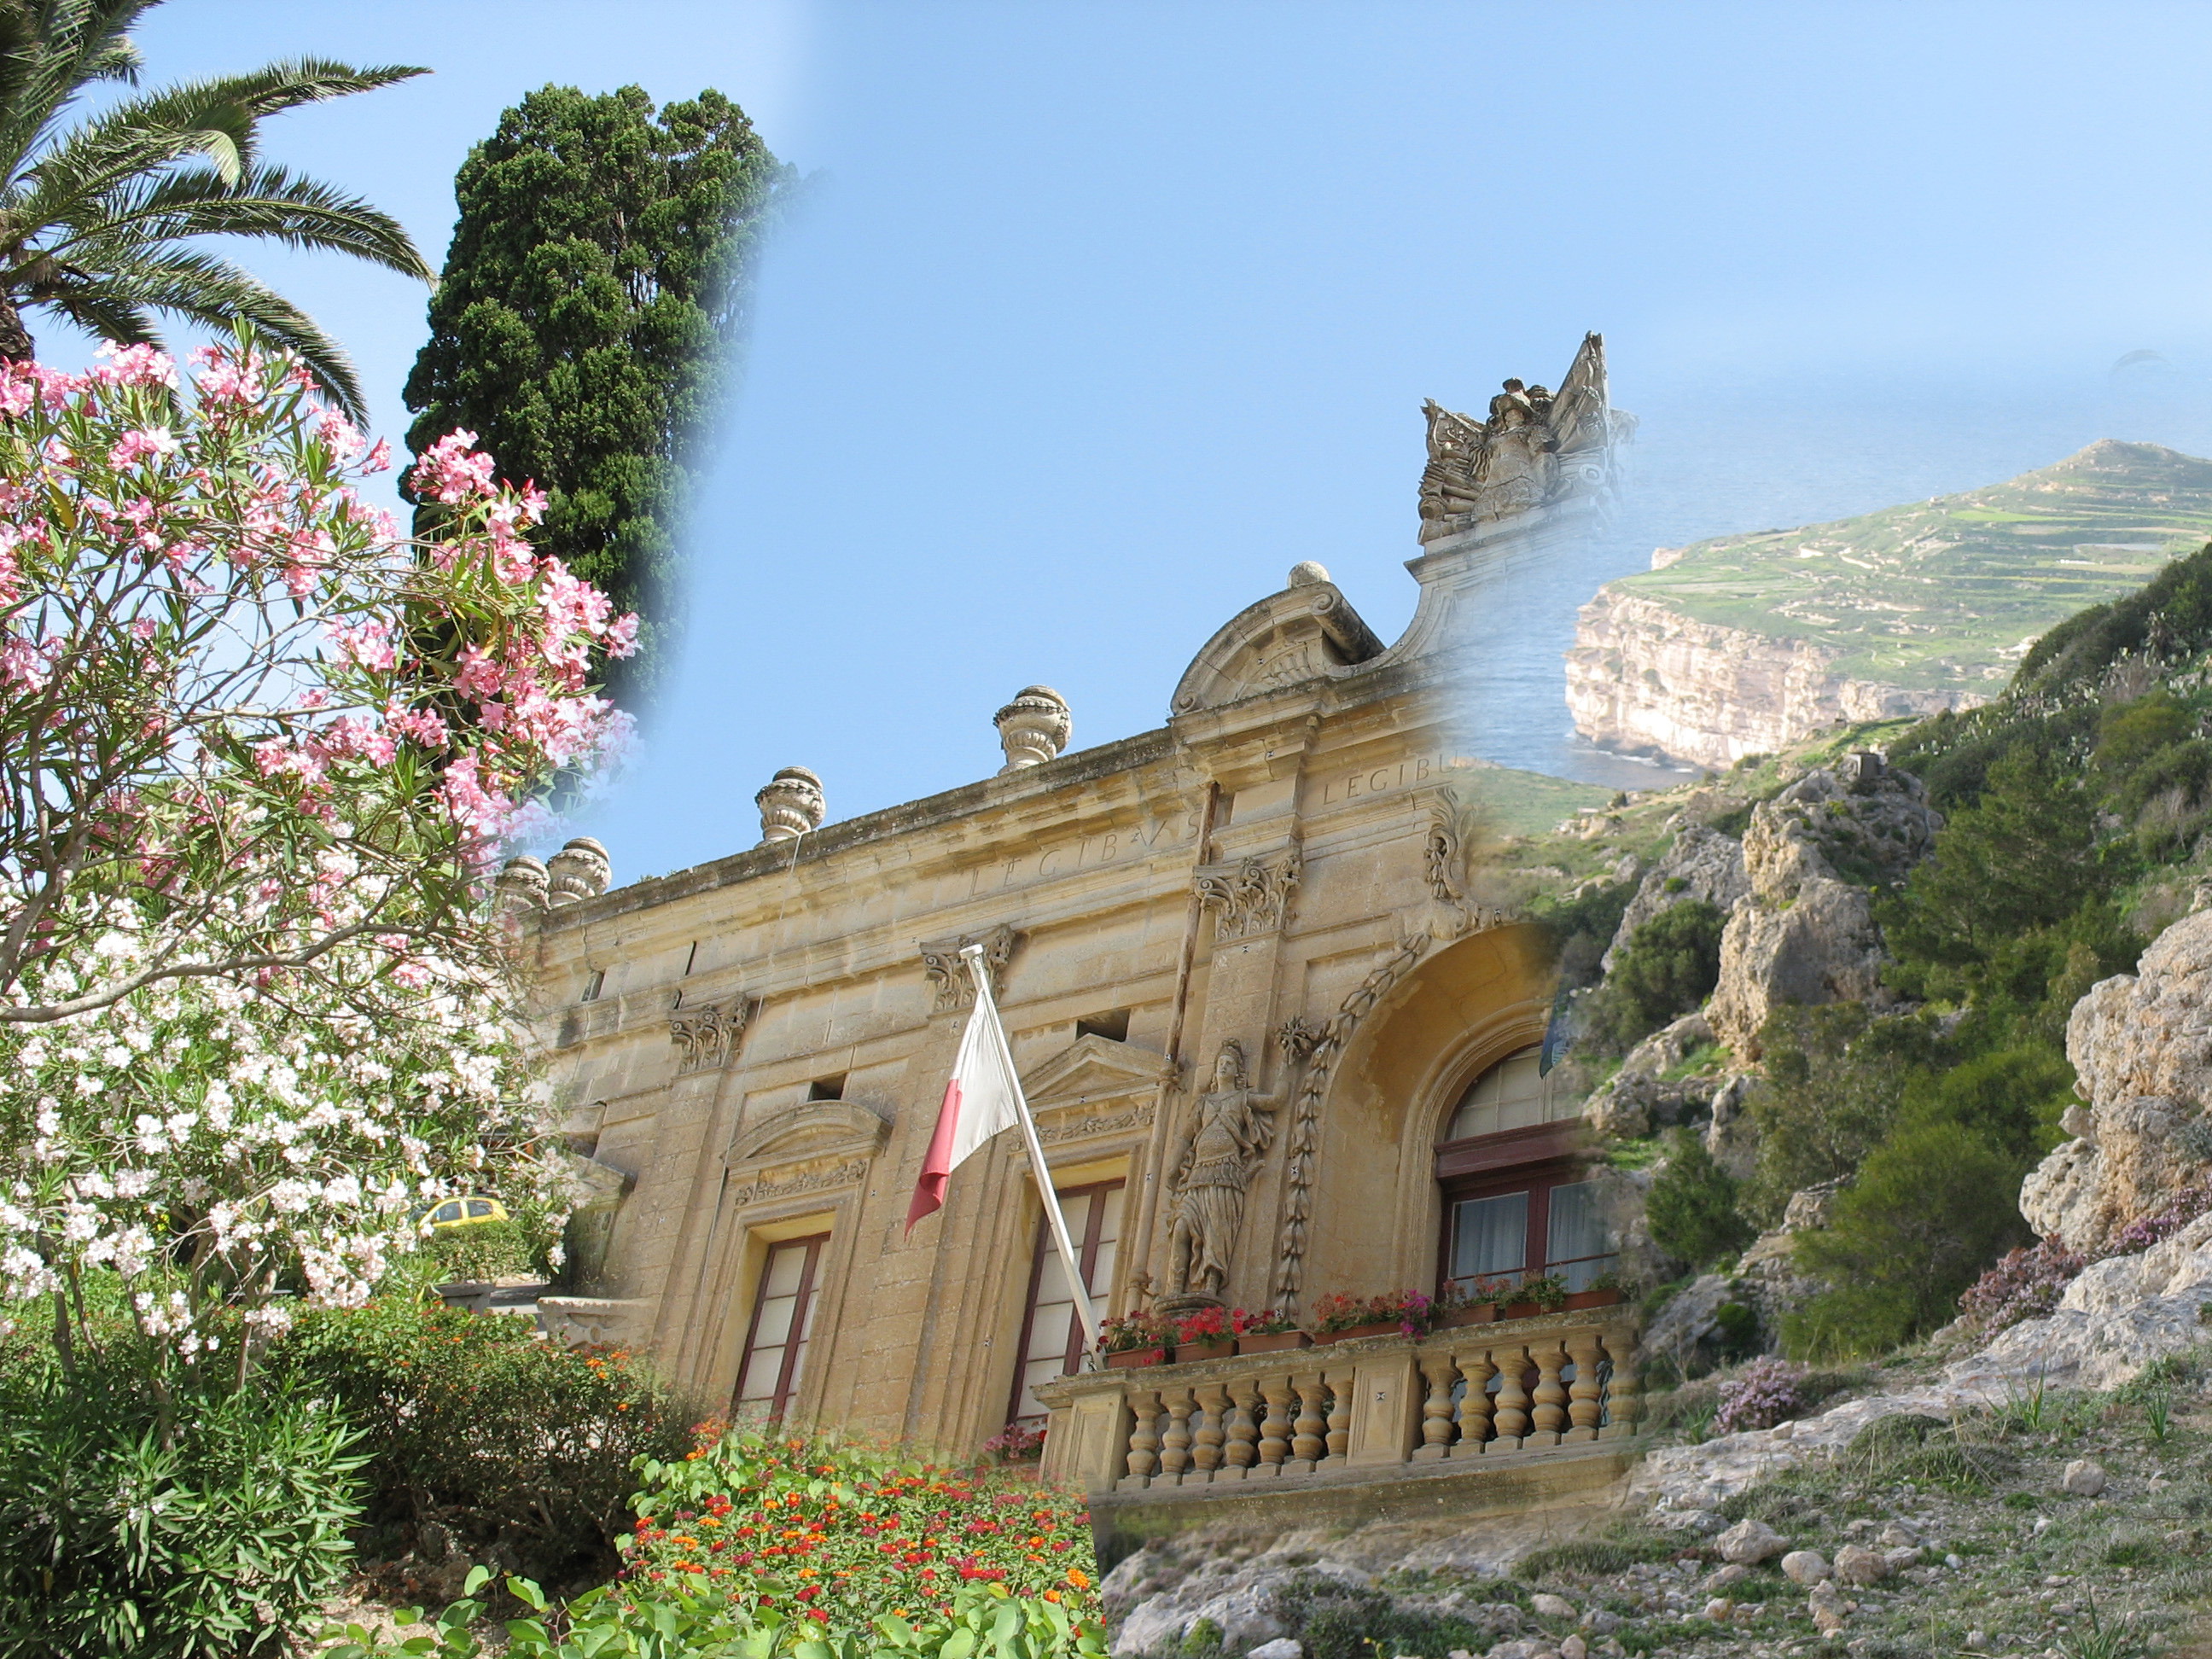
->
[
  {"left": 0, "top": 0, "right": 154, "bottom": 181},
  {"left": 79, "top": 57, "right": 425, "bottom": 178},
  {"left": 44, "top": 162, "right": 428, "bottom": 278},
  {"left": 39, "top": 246, "right": 365, "bottom": 418}
]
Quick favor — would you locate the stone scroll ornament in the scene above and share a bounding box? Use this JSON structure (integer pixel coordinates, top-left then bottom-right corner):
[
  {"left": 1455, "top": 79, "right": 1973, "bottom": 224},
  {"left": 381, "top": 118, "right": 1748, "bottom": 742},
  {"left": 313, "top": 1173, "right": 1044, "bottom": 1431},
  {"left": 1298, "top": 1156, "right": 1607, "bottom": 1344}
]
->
[
  {"left": 1423, "top": 789, "right": 1511, "bottom": 940},
  {"left": 1194, "top": 845, "right": 1303, "bottom": 941},
  {"left": 917, "top": 923, "right": 1020, "bottom": 1011},
  {"left": 669, "top": 998, "right": 751, "bottom": 1074},
  {"left": 1164, "top": 1040, "right": 1284, "bottom": 1299},
  {"left": 1272, "top": 932, "right": 1435, "bottom": 1310}
]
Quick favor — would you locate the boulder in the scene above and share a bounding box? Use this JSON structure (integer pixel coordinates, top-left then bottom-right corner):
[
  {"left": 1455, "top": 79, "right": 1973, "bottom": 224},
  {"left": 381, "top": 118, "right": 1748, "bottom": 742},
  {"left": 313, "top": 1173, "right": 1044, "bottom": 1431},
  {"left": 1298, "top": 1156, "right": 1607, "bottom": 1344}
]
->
[
  {"left": 2061, "top": 1458, "right": 2108, "bottom": 1497},
  {"left": 1706, "top": 763, "right": 1940, "bottom": 1057},
  {"left": 1807, "top": 1579, "right": 1848, "bottom": 1635},
  {"left": 1560, "top": 1637, "right": 1587, "bottom": 1659},
  {"left": 1832, "top": 1544, "right": 1889, "bottom": 1586},
  {"left": 1530, "top": 1593, "right": 1576, "bottom": 1619},
  {"left": 1583, "top": 1014, "right": 1723, "bottom": 1140},
  {"left": 1780, "top": 1550, "right": 1828, "bottom": 1586},
  {"left": 1604, "top": 826, "right": 1749, "bottom": 971},
  {"left": 2022, "top": 910, "right": 2212, "bottom": 1251},
  {"left": 1249, "top": 1644, "right": 1302, "bottom": 1659},
  {"left": 1715, "top": 1517, "right": 1788, "bottom": 1564}
]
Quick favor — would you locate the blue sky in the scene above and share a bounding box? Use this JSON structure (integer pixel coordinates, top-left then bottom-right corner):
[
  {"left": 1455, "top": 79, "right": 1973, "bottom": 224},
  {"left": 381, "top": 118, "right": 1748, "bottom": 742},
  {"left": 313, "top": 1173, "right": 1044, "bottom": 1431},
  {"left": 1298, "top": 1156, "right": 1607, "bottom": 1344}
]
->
[{"left": 124, "top": 3, "right": 2212, "bottom": 877}]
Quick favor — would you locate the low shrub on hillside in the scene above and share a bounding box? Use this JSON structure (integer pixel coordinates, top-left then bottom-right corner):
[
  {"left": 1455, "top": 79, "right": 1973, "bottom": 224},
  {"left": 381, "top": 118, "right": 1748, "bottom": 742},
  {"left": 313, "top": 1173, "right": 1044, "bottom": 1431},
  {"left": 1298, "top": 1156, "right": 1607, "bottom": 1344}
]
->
[
  {"left": 0, "top": 1351, "right": 363, "bottom": 1656},
  {"left": 1644, "top": 1128, "right": 1753, "bottom": 1271},
  {"left": 271, "top": 1295, "right": 693, "bottom": 1589},
  {"left": 1580, "top": 901, "right": 1726, "bottom": 1056}
]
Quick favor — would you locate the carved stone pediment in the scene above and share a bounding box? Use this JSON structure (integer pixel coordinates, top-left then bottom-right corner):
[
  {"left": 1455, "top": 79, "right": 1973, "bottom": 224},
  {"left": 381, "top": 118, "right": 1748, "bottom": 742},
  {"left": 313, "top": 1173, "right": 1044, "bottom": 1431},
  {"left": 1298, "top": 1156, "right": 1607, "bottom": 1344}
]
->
[
  {"left": 1022, "top": 1033, "right": 1173, "bottom": 1148},
  {"left": 1170, "top": 573, "right": 1386, "bottom": 716},
  {"left": 918, "top": 923, "right": 1020, "bottom": 1010},
  {"left": 724, "top": 1100, "right": 891, "bottom": 1207}
]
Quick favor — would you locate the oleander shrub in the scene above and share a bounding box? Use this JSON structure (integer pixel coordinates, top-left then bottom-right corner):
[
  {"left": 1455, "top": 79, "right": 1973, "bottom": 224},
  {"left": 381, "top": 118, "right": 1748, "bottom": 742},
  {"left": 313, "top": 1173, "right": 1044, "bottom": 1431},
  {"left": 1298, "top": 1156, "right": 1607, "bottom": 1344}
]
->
[
  {"left": 0, "top": 1350, "right": 364, "bottom": 1656},
  {"left": 271, "top": 1295, "right": 692, "bottom": 1589}
]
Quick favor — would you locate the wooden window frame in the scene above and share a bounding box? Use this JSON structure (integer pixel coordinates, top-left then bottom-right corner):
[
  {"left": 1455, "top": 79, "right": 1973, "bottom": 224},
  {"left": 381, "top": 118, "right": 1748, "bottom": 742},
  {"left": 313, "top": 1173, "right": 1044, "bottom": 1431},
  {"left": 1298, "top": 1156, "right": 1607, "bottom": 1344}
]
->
[
  {"left": 1434, "top": 1126, "right": 1612, "bottom": 1295},
  {"left": 733, "top": 1231, "right": 829, "bottom": 1423},
  {"left": 1005, "top": 1179, "right": 1122, "bottom": 1427}
]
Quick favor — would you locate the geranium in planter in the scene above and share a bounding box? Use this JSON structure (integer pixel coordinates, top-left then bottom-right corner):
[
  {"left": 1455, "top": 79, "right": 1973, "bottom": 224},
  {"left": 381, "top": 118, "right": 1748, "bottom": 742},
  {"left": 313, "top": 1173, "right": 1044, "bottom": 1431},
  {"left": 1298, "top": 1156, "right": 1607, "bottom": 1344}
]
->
[
  {"left": 1100, "top": 1311, "right": 1172, "bottom": 1367},
  {"left": 1499, "top": 1274, "right": 1569, "bottom": 1319},
  {"left": 1564, "top": 1270, "right": 1632, "bottom": 1311},
  {"left": 1235, "top": 1308, "right": 1313, "bottom": 1353},
  {"left": 1439, "top": 1280, "right": 1511, "bottom": 1327},
  {"left": 1309, "top": 1290, "right": 1434, "bottom": 1342},
  {"left": 1172, "top": 1305, "right": 1239, "bottom": 1363}
]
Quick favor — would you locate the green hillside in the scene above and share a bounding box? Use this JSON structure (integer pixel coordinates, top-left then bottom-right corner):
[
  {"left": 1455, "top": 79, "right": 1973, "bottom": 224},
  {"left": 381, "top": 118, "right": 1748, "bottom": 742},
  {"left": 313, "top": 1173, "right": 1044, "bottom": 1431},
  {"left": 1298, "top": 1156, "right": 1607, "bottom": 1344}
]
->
[{"left": 1615, "top": 439, "right": 2212, "bottom": 690}]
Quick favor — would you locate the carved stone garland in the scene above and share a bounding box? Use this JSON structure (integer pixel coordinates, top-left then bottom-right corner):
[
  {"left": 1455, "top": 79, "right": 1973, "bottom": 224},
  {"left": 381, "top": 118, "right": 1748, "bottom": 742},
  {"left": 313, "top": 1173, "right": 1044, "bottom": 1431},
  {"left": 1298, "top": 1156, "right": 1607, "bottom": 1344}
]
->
[
  {"left": 1271, "top": 931, "right": 1434, "bottom": 1310},
  {"left": 670, "top": 998, "right": 751, "bottom": 1074},
  {"left": 1194, "top": 846, "right": 1303, "bottom": 941},
  {"left": 918, "top": 923, "right": 1021, "bottom": 1010}
]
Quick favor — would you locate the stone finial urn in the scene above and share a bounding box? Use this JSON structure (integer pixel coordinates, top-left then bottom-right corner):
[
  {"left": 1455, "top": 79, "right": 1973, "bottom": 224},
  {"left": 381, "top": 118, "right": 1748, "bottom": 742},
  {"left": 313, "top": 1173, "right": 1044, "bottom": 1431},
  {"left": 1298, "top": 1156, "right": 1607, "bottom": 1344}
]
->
[
  {"left": 544, "top": 837, "right": 612, "bottom": 906},
  {"left": 994, "top": 686, "right": 1071, "bottom": 773},
  {"left": 494, "top": 854, "right": 550, "bottom": 914},
  {"left": 756, "top": 766, "right": 826, "bottom": 844}
]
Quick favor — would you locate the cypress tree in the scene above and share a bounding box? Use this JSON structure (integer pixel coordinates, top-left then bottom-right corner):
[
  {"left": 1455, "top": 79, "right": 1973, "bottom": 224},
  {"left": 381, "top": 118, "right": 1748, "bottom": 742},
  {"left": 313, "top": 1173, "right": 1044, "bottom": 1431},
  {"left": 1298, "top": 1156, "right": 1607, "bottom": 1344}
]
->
[{"left": 403, "top": 84, "right": 789, "bottom": 703}]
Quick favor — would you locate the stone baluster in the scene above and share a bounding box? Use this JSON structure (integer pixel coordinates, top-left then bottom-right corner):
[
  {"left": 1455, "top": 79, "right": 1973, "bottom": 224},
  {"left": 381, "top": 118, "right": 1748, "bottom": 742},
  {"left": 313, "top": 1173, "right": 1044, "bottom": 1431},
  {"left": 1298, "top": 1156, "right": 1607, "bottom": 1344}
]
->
[
  {"left": 1415, "top": 1350, "right": 1458, "bottom": 1460},
  {"left": 1491, "top": 1345, "right": 1530, "bottom": 1446},
  {"left": 1566, "top": 1329, "right": 1606, "bottom": 1441},
  {"left": 1289, "top": 1374, "right": 1327, "bottom": 1470},
  {"left": 1190, "top": 1383, "right": 1227, "bottom": 1477},
  {"left": 1453, "top": 1349, "right": 1495, "bottom": 1454},
  {"left": 1257, "top": 1376, "right": 1294, "bottom": 1473},
  {"left": 1223, "top": 1381, "right": 1260, "bottom": 1474},
  {"left": 1601, "top": 1324, "right": 1641, "bottom": 1435},
  {"left": 1124, "top": 1388, "right": 1161, "bottom": 1483},
  {"left": 1529, "top": 1340, "right": 1569, "bottom": 1444},
  {"left": 1324, "top": 1373, "right": 1351, "bottom": 1464},
  {"left": 1159, "top": 1388, "right": 1196, "bottom": 1480}
]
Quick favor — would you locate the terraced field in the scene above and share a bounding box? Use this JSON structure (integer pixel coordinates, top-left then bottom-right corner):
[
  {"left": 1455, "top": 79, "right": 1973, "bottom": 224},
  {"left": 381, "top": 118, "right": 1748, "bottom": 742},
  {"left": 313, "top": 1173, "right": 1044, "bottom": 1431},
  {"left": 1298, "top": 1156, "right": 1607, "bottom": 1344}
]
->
[{"left": 1614, "top": 439, "right": 2212, "bottom": 690}]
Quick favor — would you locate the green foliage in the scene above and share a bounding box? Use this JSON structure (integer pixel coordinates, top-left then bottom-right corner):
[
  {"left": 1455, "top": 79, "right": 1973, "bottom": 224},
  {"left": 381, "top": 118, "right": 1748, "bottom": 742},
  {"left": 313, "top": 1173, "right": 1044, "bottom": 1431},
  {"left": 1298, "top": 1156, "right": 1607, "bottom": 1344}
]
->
[
  {"left": 1744, "top": 1004, "right": 1947, "bottom": 1225},
  {"left": 1275, "top": 1575, "right": 1489, "bottom": 1659},
  {"left": 271, "top": 1295, "right": 691, "bottom": 1587},
  {"left": 2017, "top": 540, "right": 2212, "bottom": 699},
  {"left": 404, "top": 84, "right": 791, "bottom": 701},
  {"left": 1644, "top": 1127, "right": 1753, "bottom": 1270},
  {"left": 1533, "top": 876, "right": 1636, "bottom": 992},
  {"left": 0, "top": 1349, "right": 364, "bottom": 1656},
  {"left": 1581, "top": 900, "right": 1726, "bottom": 1054},
  {"left": 422, "top": 1215, "right": 538, "bottom": 1283},
  {"left": 1786, "top": 1122, "right": 2032, "bottom": 1357}
]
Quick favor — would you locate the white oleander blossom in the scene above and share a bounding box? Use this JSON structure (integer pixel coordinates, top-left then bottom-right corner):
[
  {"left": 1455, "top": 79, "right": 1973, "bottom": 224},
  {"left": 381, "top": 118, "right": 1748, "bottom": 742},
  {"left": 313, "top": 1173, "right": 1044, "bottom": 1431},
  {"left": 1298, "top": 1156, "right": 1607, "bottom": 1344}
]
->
[{"left": 0, "top": 895, "right": 573, "bottom": 1356}]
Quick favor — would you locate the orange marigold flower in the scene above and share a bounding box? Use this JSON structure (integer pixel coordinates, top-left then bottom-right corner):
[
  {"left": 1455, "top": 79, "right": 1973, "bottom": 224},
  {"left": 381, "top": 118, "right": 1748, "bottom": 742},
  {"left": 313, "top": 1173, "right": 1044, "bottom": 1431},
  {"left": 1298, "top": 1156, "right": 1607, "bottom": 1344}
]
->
[
  {"left": 1067, "top": 1568, "right": 1090, "bottom": 1589},
  {"left": 1044, "top": 1590, "right": 1062, "bottom": 1604}
]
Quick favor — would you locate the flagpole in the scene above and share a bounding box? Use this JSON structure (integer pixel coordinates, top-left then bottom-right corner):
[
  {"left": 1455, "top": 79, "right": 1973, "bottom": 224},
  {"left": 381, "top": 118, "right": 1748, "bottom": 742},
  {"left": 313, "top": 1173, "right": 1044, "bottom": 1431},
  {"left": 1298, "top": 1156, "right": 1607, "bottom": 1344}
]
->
[{"left": 962, "top": 944, "right": 1101, "bottom": 1353}]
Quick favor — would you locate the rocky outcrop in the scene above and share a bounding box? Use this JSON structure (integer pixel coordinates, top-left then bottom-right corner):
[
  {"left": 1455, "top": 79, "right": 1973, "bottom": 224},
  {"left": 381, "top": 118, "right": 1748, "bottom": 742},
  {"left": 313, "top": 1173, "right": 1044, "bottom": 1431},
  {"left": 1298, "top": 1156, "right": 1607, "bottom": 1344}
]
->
[
  {"left": 1565, "top": 589, "right": 1985, "bottom": 771},
  {"left": 2021, "top": 908, "right": 2212, "bottom": 1251},
  {"left": 1706, "top": 760, "right": 1940, "bottom": 1057},
  {"left": 1604, "top": 825, "right": 1748, "bottom": 970},
  {"left": 1582, "top": 1012, "right": 1722, "bottom": 1139}
]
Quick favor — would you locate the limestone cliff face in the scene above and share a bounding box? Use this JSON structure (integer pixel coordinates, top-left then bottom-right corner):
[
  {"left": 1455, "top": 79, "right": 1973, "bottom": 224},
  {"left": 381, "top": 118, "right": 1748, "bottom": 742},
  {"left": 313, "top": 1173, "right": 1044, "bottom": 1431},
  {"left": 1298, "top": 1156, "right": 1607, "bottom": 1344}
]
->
[{"left": 1564, "top": 589, "right": 1985, "bottom": 770}]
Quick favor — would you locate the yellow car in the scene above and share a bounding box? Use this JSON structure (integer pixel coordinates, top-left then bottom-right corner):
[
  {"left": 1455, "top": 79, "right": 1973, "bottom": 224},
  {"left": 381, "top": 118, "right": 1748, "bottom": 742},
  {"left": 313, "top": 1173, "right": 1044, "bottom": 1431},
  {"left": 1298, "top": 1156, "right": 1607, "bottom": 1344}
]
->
[{"left": 423, "top": 1195, "right": 509, "bottom": 1230}]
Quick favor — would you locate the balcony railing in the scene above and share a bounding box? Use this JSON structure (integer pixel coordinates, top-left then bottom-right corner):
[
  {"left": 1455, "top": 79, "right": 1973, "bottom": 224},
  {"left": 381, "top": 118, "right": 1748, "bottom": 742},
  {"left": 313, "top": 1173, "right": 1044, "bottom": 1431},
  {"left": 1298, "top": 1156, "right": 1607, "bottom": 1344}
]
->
[{"left": 1033, "top": 1304, "right": 1640, "bottom": 1497}]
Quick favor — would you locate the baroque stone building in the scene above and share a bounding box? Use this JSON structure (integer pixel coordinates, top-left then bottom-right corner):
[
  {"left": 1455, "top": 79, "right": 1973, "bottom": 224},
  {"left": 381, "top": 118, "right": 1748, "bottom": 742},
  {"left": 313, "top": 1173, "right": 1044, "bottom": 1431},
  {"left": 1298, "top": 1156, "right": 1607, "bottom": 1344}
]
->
[{"left": 512, "top": 337, "right": 1635, "bottom": 1485}]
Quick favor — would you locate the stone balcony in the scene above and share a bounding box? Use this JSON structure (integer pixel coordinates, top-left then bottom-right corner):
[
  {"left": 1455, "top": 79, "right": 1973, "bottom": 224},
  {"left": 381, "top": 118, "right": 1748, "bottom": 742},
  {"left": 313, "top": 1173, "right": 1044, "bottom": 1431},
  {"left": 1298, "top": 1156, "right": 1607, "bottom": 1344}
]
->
[{"left": 1034, "top": 1307, "right": 1643, "bottom": 1561}]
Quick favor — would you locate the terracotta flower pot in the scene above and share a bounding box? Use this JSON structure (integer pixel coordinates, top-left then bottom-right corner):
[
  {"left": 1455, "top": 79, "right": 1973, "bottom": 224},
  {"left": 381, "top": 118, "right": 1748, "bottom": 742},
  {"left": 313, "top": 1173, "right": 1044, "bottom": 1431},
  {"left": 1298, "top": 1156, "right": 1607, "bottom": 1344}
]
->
[
  {"left": 1237, "top": 1330, "right": 1314, "bottom": 1354},
  {"left": 1105, "top": 1346, "right": 1164, "bottom": 1369},
  {"left": 1318, "top": 1319, "right": 1403, "bottom": 1344},
  {"left": 1501, "top": 1302, "right": 1541, "bottom": 1322},
  {"left": 1175, "top": 1339, "right": 1237, "bottom": 1364},
  {"left": 1564, "top": 1288, "right": 1624, "bottom": 1311},
  {"left": 1441, "top": 1303, "right": 1498, "bottom": 1329}
]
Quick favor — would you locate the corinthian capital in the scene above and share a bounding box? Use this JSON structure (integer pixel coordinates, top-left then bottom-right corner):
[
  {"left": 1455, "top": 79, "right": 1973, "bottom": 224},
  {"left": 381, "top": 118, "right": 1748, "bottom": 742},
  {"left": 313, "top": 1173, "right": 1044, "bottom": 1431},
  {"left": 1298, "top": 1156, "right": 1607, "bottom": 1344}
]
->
[{"left": 1194, "top": 846, "right": 1303, "bottom": 942}]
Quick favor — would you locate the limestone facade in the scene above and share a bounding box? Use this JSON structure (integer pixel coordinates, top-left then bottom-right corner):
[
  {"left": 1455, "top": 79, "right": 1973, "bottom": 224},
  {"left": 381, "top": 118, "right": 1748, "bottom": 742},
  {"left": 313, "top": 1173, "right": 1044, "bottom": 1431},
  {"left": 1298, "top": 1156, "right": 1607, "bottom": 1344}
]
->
[{"left": 513, "top": 341, "right": 1628, "bottom": 1457}]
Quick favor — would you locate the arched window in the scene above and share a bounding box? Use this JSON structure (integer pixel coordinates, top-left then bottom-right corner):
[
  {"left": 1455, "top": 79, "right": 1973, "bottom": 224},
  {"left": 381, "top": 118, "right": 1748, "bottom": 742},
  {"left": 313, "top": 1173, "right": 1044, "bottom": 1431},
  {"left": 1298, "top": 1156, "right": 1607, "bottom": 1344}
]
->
[{"left": 1435, "top": 1045, "right": 1614, "bottom": 1297}]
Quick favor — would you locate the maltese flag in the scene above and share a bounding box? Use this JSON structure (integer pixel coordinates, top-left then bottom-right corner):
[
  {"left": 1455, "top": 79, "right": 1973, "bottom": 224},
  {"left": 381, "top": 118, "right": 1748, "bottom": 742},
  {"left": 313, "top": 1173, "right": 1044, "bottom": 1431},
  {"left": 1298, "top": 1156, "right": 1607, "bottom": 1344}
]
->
[
  {"left": 905, "top": 945, "right": 1099, "bottom": 1350},
  {"left": 905, "top": 982, "right": 1023, "bottom": 1231}
]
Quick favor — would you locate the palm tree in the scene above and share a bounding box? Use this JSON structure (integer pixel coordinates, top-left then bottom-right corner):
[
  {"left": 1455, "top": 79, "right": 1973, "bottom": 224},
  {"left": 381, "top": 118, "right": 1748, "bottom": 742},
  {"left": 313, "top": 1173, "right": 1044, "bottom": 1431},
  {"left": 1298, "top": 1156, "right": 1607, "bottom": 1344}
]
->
[{"left": 0, "top": 0, "right": 430, "bottom": 420}]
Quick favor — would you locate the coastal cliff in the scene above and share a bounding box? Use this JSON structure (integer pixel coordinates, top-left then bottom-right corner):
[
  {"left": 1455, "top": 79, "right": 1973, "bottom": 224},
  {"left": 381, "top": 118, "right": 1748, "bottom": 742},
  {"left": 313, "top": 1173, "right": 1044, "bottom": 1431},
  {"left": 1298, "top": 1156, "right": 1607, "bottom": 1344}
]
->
[
  {"left": 1565, "top": 589, "right": 1980, "bottom": 768},
  {"left": 1564, "top": 439, "right": 2212, "bottom": 769}
]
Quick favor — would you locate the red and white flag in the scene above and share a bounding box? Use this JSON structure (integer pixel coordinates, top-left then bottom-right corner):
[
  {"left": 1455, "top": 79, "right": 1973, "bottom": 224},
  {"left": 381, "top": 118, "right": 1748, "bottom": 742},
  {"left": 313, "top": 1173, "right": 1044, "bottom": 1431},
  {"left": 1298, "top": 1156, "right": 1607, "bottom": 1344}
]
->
[{"left": 905, "top": 978, "right": 1024, "bottom": 1231}]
